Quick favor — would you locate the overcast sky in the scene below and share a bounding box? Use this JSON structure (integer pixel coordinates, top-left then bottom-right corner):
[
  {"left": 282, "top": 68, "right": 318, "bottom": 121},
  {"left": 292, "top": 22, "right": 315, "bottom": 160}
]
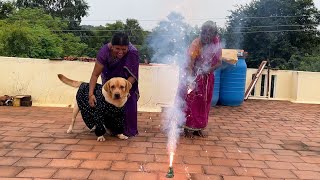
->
[{"left": 81, "top": 0, "right": 320, "bottom": 30}]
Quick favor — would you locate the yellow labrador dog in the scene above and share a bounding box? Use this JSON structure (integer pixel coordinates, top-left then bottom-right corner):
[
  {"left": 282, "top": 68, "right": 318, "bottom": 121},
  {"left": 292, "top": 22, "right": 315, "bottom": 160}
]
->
[{"left": 57, "top": 74, "right": 131, "bottom": 141}]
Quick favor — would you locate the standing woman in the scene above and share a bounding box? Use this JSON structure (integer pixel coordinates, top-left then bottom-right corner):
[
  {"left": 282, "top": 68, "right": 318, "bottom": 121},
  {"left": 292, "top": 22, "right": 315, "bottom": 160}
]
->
[
  {"left": 88, "top": 32, "right": 139, "bottom": 137},
  {"left": 183, "top": 21, "right": 222, "bottom": 138}
]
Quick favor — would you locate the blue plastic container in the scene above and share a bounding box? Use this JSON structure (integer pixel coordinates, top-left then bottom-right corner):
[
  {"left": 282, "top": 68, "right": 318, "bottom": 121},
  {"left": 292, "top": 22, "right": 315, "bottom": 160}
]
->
[
  {"left": 211, "top": 68, "right": 221, "bottom": 106},
  {"left": 219, "top": 57, "right": 247, "bottom": 106}
]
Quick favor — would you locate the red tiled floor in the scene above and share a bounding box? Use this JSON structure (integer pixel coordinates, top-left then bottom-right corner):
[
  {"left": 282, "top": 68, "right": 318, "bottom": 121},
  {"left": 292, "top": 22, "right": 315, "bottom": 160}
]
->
[{"left": 0, "top": 100, "right": 320, "bottom": 179}]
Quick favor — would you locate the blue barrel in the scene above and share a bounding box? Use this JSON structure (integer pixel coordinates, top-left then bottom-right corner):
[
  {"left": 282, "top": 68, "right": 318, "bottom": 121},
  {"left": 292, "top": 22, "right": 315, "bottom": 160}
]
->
[
  {"left": 219, "top": 57, "right": 247, "bottom": 106},
  {"left": 211, "top": 68, "right": 221, "bottom": 106}
]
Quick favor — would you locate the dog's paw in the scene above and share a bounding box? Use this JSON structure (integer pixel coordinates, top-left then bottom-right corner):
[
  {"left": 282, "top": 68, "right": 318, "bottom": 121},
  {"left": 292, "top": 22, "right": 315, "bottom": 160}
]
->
[
  {"left": 66, "top": 126, "right": 73, "bottom": 134},
  {"left": 90, "top": 125, "right": 96, "bottom": 132},
  {"left": 97, "top": 136, "right": 106, "bottom": 142},
  {"left": 117, "top": 134, "right": 128, "bottom": 140}
]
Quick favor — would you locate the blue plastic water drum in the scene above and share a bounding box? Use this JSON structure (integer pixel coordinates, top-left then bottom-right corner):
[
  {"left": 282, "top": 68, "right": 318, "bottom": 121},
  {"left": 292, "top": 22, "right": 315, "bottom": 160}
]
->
[
  {"left": 211, "top": 68, "right": 221, "bottom": 106},
  {"left": 219, "top": 57, "right": 247, "bottom": 106}
]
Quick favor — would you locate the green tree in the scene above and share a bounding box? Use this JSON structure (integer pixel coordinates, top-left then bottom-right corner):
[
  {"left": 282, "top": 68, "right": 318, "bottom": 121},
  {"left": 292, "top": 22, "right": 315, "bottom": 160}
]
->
[
  {"left": 225, "top": 0, "right": 320, "bottom": 70},
  {"left": 0, "top": 1, "right": 16, "bottom": 19},
  {"left": 125, "top": 19, "right": 145, "bottom": 45},
  {"left": 0, "top": 8, "right": 86, "bottom": 58},
  {"left": 15, "top": 0, "right": 89, "bottom": 28}
]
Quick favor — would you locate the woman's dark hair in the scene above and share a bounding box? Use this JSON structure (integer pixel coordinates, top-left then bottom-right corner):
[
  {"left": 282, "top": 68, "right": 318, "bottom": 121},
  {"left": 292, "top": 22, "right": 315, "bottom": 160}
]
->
[{"left": 111, "top": 32, "right": 129, "bottom": 46}]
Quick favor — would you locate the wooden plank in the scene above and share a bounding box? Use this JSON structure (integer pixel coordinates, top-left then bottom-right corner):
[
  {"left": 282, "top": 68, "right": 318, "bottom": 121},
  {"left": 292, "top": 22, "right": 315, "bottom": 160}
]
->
[{"left": 244, "top": 61, "right": 267, "bottom": 100}]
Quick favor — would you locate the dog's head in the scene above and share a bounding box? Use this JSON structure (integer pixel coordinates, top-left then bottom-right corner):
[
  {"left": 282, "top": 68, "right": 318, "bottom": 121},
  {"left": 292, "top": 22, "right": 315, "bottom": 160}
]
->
[{"left": 102, "top": 77, "right": 132, "bottom": 107}]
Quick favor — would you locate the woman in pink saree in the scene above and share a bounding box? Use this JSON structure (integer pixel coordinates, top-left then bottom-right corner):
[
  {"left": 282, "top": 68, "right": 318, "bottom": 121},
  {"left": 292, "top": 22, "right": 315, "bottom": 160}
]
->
[{"left": 183, "top": 21, "right": 222, "bottom": 138}]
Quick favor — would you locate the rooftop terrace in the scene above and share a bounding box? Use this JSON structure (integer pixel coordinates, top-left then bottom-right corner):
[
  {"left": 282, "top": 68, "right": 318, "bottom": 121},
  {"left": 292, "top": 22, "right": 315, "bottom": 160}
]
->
[{"left": 1, "top": 100, "right": 320, "bottom": 179}]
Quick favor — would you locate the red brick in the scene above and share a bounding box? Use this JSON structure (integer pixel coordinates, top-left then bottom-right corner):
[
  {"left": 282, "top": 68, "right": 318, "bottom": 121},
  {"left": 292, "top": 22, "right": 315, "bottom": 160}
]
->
[
  {"left": 292, "top": 170, "right": 320, "bottom": 179},
  {"left": 265, "top": 161, "right": 296, "bottom": 170},
  {"left": 238, "top": 160, "right": 268, "bottom": 168},
  {"left": 124, "top": 172, "right": 157, "bottom": 180},
  {"left": 203, "top": 166, "right": 234, "bottom": 175},
  {"left": 120, "top": 146, "right": 146, "bottom": 153},
  {"left": 0, "top": 166, "right": 24, "bottom": 177},
  {"left": 146, "top": 148, "right": 168, "bottom": 155},
  {"left": 146, "top": 163, "right": 203, "bottom": 174},
  {"left": 301, "top": 156, "right": 320, "bottom": 163},
  {"left": 183, "top": 156, "right": 212, "bottom": 165},
  {"left": 9, "top": 142, "right": 40, "bottom": 149},
  {"left": 91, "top": 145, "right": 120, "bottom": 152},
  {"left": 260, "top": 143, "right": 283, "bottom": 149},
  {"left": 26, "top": 137, "right": 54, "bottom": 143},
  {"left": 175, "top": 149, "right": 200, "bottom": 157},
  {"left": 14, "top": 158, "right": 51, "bottom": 167},
  {"left": 237, "top": 142, "right": 262, "bottom": 148},
  {"left": 224, "top": 153, "right": 252, "bottom": 160},
  {"left": 2, "top": 136, "right": 30, "bottom": 142},
  {"left": 64, "top": 144, "right": 93, "bottom": 151},
  {"left": 68, "top": 151, "right": 99, "bottom": 159},
  {"left": 273, "top": 149, "right": 300, "bottom": 156},
  {"left": 225, "top": 147, "right": 251, "bottom": 154},
  {"left": 17, "top": 168, "right": 57, "bottom": 178},
  {"left": 202, "top": 145, "right": 227, "bottom": 152},
  {"left": 177, "top": 144, "right": 202, "bottom": 151},
  {"left": 275, "top": 155, "right": 304, "bottom": 163},
  {"left": 89, "top": 170, "right": 125, "bottom": 180},
  {"left": 250, "top": 154, "right": 277, "bottom": 161},
  {"left": 47, "top": 159, "right": 81, "bottom": 168},
  {"left": 79, "top": 160, "right": 112, "bottom": 169},
  {"left": 2, "top": 131, "right": 29, "bottom": 137},
  {"left": 200, "top": 151, "right": 226, "bottom": 158},
  {"left": 154, "top": 154, "right": 183, "bottom": 164},
  {"left": 152, "top": 143, "right": 166, "bottom": 149},
  {"left": 111, "top": 161, "right": 141, "bottom": 171},
  {"left": 263, "top": 169, "right": 297, "bottom": 179},
  {"left": 0, "top": 157, "right": 20, "bottom": 165},
  {"left": 53, "top": 168, "right": 91, "bottom": 179},
  {"left": 249, "top": 148, "right": 275, "bottom": 155},
  {"left": 128, "top": 142, "right": 153, "bottom": 147},
  {"left": 27, "top": 132, "right": 52, "bottom": 138},
  {"left": 189, "top": 174, "right": 222, "bottom": 180},
  {"left": 97, "top": 152, "right": 126, "bottom": 161},
  {"left": 127, "top": 154, "right": 154, "bottom": 162},
  {"left": 0, "top": 147, "right": 11, "bottom": 155},
  {"left": 35, "top": 143, "right": 66, "bottom": 150},
  {"left": 233, "top": 167, "right": 267, "bottom": 177},
  {"left": 78, "top": 139, "right": 128, "bottom": 146},
  {"left": 36, "top": 150, "right": 70, "bottom": 159},
  {"left": 212, "top": 158, "right": 240, "bottom": 167},
  {"left": 5, "top": 149, "right": 40, "bottom": 158},
  {"left": 51, "top": 138, "right": 80, "bottom": 144},
  {"left": 292, "top": 162, "right": 320, "bottom": 171},
  {"left": 223, "top": 176, "right": 254, "bottom": 180}
]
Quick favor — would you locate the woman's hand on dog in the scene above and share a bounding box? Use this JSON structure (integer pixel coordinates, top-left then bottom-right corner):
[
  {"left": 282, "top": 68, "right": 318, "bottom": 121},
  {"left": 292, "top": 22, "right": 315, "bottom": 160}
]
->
[{"left": 89, "top": 94, "right": 97, "bottom": 107}]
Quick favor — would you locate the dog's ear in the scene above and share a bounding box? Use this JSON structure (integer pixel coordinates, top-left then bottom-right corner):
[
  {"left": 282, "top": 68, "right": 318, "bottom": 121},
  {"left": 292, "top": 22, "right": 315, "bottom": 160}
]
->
[
  {"left": 125, "top": 80, "right": 132, "bottom": 94},
  {"left": 104, "top": 80, "right": 111, "bottom": 95}
]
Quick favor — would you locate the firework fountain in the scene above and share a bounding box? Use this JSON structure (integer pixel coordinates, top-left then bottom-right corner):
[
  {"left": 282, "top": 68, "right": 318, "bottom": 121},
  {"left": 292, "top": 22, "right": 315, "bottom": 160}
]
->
[{"left": 148, "top": 12, "right": 197, "bottom": 178}]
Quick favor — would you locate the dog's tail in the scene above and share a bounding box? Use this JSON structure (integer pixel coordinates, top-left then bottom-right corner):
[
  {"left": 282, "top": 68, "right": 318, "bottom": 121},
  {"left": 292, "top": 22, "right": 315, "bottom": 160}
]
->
[{"left": 57, "top": 74, "right": 82, "bottom": 88}]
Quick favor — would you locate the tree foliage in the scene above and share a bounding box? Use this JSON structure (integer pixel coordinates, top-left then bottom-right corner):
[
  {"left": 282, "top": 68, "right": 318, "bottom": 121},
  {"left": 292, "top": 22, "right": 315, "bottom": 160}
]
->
[
  {"left": 15, "top": 0, "right": 89, "bottom": 28},
  {"left": 225, "top": 0, "right": 320, "bottom": 71},
  {"left": 0, "top": 1, "right": 16, "bottom": 19},
  {"left": 0, "top": 8, "right": 87, "bottom": 58}
]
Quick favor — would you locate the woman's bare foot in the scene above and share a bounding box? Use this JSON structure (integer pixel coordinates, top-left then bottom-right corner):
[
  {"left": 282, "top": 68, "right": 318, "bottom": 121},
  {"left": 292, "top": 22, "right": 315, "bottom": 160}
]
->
[
  {"left": 184, "top": 129, "right": 194, "bottom": 138},
  {"left": 193, "top": 130, "right": 206, "bottom": 138}
]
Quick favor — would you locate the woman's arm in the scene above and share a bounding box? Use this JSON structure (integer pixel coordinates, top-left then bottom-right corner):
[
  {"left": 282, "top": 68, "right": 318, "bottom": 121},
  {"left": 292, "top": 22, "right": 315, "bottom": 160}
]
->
[
  {"left": 89, "top": 62, "right": 104, "bottom": 96},
  {"left": 88, "top": 62, "right": 104, "bottom": 107}
]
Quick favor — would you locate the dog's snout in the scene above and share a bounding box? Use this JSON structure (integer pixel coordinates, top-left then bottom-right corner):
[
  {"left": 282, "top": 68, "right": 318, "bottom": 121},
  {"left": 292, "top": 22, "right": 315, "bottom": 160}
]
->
[{"left": 114, "top": 93, "right": 121, "bottom": 99}]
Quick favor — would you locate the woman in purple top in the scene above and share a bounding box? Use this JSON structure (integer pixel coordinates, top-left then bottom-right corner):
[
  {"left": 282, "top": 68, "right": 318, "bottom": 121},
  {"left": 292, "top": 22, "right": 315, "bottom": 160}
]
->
[{"left": 88, "top": 32, "right": 139, "bottom": 137}]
